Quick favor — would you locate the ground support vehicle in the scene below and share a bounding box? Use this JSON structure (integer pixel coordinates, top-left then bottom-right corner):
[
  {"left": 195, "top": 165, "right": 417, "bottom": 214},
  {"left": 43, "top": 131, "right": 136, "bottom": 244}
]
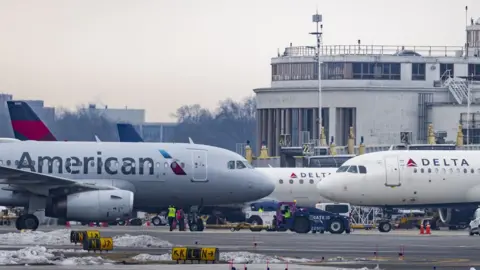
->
[{"left": 246, "top": 202, "right": 351, "bottom": 234}]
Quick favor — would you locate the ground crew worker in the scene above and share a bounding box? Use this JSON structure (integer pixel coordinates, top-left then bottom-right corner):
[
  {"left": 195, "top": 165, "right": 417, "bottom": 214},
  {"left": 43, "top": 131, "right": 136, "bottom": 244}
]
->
[
  {"left": 167, "top": 205, "right": 176, "bottom": 231},
  {"left": 258, "top": 206, "right": 264, "bottom": 213},
  {"left": 177, "top": 208, "right": 185, "bottom": 231},
  {"left": 283, "top": 207, "right": 291, "bottom": 224}
]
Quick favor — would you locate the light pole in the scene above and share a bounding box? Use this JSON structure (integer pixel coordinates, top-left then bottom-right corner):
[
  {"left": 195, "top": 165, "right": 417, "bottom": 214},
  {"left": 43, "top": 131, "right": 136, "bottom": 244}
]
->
[
  {"left": 467, "top": 75, "right": 471, "bottom": 144},
  {"left": 309, "top": 11, "right": 323, "bottom": 145}
]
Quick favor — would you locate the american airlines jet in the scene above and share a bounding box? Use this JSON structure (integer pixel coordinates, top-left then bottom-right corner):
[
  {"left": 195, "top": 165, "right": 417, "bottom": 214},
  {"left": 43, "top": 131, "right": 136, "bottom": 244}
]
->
[
  {"left": 317, "top": 150, "right": 480, "bottom": 232},
  {"left": 1, "top": 101, "right": 275, "bottom": 231},
  {"left": 113, "top": 123, "right": 347, "bottom": 223}
]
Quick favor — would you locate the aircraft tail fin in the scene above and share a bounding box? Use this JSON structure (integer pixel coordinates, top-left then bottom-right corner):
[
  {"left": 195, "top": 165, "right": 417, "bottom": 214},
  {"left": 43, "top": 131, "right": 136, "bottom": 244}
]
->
[
  {"left": 7, "top": 101, "right": 57, "bottom": 141},
  {"left": 117, "top": 123, "right": 144, "bottom": 142},
  {"left": 188, "top": 137, "right": 194, "bottom": 144},
  {"left": 94, "top": 135, "right": 101, "bottom": 142}
]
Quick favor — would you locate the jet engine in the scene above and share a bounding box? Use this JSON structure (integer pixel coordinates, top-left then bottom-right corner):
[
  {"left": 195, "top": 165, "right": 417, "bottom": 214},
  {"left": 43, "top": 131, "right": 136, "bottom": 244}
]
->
[
  {"left": 46, "top": 190, "right": 134, "bottom": 221},
  {"left": 438, "top": 206, "right": 477, "bottom": 227}
]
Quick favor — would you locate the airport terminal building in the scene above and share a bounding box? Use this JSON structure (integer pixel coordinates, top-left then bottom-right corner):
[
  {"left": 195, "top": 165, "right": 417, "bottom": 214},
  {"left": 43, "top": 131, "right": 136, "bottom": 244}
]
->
[{"left": 254, "top": 18, "right": 480, "bottom": 157}]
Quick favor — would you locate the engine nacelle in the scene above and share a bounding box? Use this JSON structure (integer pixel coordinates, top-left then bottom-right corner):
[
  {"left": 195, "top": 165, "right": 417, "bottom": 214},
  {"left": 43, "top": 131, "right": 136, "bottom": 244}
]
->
[
  {"left": 438, "top": 206, "right": 477, "bottom": 226},
  {"left": 46, "top": 190, "right": 134, "bottom": 221}
]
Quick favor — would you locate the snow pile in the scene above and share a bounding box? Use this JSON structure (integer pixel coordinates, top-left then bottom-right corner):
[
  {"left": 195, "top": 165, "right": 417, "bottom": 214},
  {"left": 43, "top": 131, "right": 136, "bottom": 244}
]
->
[
  {"left": 0, "top": 246, "right": 112, "bottom": 265},
  {"left": 113, "top": 234, "right": 173, "bottom": 248},
  {"left": 0, "top": 229, "right": 71, "bottom": 245},
  {"left": 0, "top": 230, "right": 173, "bottom": 248},
  {"left": 132, "top": 253, "right": 171, "bottom": 262},
  {"left": 132, "top": 251, "right": 315, "bottom": 264},
  {"left": 0, "top": 246, "right": 54, "bottom": 265},
  {"left": 54, "top": 256, "right": 114, "bottom": 266}
]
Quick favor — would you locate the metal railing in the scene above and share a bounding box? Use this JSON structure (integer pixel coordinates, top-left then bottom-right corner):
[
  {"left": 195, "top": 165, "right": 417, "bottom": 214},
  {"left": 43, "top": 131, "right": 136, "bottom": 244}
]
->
[{"left": 281, "top": 45, "right": 464, "bottom": 58}]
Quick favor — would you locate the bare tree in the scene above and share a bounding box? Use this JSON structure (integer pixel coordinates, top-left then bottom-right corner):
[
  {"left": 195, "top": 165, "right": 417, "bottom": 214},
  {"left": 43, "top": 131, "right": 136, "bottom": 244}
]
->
[
  {"left": 172, "top": 96, "right": 257, "bottom": 152},
  {"left": 52, "top": 105, "right": 118, "bottom": 141}
]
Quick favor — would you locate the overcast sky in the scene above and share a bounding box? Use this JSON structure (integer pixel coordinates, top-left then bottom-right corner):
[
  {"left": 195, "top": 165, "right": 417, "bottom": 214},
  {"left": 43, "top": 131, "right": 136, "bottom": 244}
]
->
[{"left": 0, "top": 0, "right": 478, "bottom": 121}]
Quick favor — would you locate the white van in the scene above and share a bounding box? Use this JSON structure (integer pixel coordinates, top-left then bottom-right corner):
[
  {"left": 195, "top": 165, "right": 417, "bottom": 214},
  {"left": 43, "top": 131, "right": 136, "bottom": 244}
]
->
[{"left": 315, "top": 202, "right": 352, "bottom": 219}]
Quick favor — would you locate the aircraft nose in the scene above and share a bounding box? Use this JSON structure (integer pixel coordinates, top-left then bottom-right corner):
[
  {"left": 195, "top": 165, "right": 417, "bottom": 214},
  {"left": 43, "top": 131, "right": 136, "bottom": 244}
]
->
[
  {"left": 317, "top": 174, "right": 342, "bottom": 201},
  {"left": 251, "top": 170, "right": 275, "bottom": 198}
]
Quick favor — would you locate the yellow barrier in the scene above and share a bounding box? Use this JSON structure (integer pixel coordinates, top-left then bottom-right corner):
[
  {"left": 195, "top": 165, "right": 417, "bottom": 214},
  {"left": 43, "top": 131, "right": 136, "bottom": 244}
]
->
[
  {"left": 171, "top": 247, "right": 219, "bottom": 263},
  {"left": 82, "top": 237, "right": 113, "bottom": 252},
  {"left": 70, "top": 230, "right": 100, "bottom": 244}
]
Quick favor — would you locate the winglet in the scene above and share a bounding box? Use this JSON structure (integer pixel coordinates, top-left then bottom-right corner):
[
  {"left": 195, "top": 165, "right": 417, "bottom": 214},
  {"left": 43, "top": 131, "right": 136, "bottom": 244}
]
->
[
  {"left": 268, "top": 164, "right": 273, "bottom": 168},
  {"left": 7, "top": 101, "right": 57, "bottom": 141},
  {"left": 188, "top": 137, "right": 194, "bottom": 144},
  {"left": 94, "top": 135, "right": 101, "bottom": 142}
]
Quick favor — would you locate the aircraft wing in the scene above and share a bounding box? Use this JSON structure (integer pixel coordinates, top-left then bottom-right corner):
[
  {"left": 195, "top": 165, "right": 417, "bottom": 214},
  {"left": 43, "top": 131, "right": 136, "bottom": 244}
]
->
[{"left": 0, "top": 165, "right": 116, "bottom": 196}]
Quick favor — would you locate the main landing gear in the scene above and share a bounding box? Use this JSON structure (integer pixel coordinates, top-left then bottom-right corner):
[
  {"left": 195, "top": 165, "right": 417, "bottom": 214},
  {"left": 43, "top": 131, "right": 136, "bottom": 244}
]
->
[
  {"left": 188, "top": 205, "right": 205, "bottom": 232},
  {"left": 377, "top": 207, "right": 393, "bottom": 233},
  {"left": 15, "top": 214, "right": 39, "bottom": 231}
]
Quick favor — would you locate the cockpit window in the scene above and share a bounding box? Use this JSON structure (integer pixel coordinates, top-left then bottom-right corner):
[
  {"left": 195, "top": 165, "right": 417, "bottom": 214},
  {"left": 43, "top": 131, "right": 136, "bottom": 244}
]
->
[
  {"left": 347, "top": 166, "right": 358, "bottom": 173},
  {"left": 236, "top": 160, "right": 246, "bottom": 169},
  {"left": 227, "top": 161, "right": 235, "bottom": 169},
  {"left": 336, "top": 166, "right": 349, "bottom": 173},
  {"left": 359, "top": 166, "right": 367, "bottom": 174}
]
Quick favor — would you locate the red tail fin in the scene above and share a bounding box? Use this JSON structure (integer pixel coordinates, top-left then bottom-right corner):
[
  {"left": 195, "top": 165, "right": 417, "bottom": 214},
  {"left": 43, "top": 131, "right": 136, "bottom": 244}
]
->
[{"left": 7, "top": 101, "right": 57, "bottom": 141}]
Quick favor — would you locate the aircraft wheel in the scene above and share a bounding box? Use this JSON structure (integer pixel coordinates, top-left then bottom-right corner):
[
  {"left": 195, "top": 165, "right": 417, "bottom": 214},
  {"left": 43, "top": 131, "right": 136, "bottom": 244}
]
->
[{"left": 16, "top": 214, "right": 39, "bottom": 231}]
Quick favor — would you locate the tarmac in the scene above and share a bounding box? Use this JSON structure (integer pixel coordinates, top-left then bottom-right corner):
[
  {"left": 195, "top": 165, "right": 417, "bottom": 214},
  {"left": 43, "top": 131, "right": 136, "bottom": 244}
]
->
[{"left": 0, "top": 225, "right": 479, "bottom": 269}]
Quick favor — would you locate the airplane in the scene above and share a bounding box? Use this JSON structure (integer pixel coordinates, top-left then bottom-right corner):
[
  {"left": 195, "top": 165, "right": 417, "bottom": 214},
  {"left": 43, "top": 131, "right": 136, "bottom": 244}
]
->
[
  {"left": 316, "top": 150, "right": 480, "bottom": 232},
  {"left": 0, "top": 101, "right": 275, "bottom": 231},
  {"left": 115, "top": 123, "right": 342, "bottom": 223}
]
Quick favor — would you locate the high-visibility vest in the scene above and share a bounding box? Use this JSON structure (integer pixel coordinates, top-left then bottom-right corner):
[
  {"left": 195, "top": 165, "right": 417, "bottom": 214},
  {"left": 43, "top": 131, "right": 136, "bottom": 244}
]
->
[
  {"left": 168, "top": 207, "right": 176, "bottom": 217},
  {"left": 284, "top": 210, "right": 291, "bottom": 218},
  {"left": 258, "top": 208, "right": 264, "bottom": 213}
]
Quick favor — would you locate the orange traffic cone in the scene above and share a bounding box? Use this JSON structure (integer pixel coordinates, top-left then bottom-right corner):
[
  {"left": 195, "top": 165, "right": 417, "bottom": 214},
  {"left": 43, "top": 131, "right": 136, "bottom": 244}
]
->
[
  {"left": 65, "top": 221, "right": 71, "bottom": 228},
  {"left": 102, "top": 222, "right": 108, "bottom": 227},
  {"left": 419, "top": 224, "right": 424, "bottom": 234},
  {"left": 89, "top": 222, "right": 94, "bottom": 227},
  {"left": 426, "top": 222, "right": 431, "bottom": 235},
  {"left": 145, "top": 221, "right": 151, "bottom": 226}
]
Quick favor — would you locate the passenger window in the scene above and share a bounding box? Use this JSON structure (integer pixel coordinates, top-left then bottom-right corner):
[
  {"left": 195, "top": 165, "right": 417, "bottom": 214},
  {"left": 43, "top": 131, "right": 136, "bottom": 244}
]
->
[
  {"left": 442, "top": 168, "right": 446, "bottom": 173},
  {"left": 464, "top": 168, "right": 468, "bottom": 174},
  {"left": 279, "top": 179, "right": 283, "bottom": 184},
  {"left": 456, "top": 168, "right": 460, "bottom": 173},
  {"left": 359, "top": 166, "right": 367, "bottom": 174},
  {"left": 289, "top": 179, "right": 293, "bottom": 184},
  {"left": 435, "top": 168, "right": 439, "bottom": 173},
  {"left": 472, "top": 169, "right": 475, "bottom": 174},
  {"left": 336, "top": 166, "right": 349, "bottom": 173},
  {"left": 420, "top": 168, "right": 424, "bottom": 173},
  {"left": 427, "top": 168, "right": 431, "bottom": 173},
  {"left": 227, "top": 161, "right": 235, "bottom": 169},
  {"left": 236, "top": 161, "right": 246, "bottom": 169},
  {"left": 347, "top": 166, "right": 358, "bottom": 173},
  {"left": 300, "top": 179, "right": 304, "bottom": 184},
  {"left": 309, "top": 179, "right": 314, "bottom": 184},
  {"left": 414, "top": 168, "right": 417, "bottom": 173}
]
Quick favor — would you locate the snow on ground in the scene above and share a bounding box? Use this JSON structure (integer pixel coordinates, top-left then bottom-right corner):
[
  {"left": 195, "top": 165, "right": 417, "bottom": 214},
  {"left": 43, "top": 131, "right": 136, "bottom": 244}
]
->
[
  {"left": 132, "top": 251, "right": 316, "bottom": 264},
  {"left": 0, "top": 229, "right": 71, "bottom": 245},
  {"left": 113, "top": 234, "right": 172, "bottom": 248},
  {"left": 0, "top": 229, "right": 172, "bottom": 248},
  {"left": 0, "top": 246, "right": 113, "bottom": 265}
]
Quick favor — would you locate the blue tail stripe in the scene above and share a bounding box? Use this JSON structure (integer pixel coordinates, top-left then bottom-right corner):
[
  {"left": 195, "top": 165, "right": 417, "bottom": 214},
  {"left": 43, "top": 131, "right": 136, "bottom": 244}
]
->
[{"left": 159, "top": 149, "right": 172, "bottom": 159}]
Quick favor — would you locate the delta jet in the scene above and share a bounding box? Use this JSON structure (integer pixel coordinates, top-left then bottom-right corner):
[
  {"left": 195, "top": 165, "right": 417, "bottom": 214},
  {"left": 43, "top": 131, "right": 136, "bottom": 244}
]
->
[
  {"left": 317, "top": 150, "right": 480, "bottom": 232},
  {"left": 0, "top": 101, "right": 275, "bottom": 231}
]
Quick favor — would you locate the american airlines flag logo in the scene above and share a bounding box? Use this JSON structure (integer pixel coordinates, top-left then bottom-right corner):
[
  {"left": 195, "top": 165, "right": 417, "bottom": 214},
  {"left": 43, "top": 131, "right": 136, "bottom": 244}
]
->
[{"left": 406, "top": 159, "right": 417, "bottom": 167}]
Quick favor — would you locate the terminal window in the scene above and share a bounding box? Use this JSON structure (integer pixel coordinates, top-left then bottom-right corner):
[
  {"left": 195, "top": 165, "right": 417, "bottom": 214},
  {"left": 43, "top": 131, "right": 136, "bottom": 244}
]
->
[
  {"left": 468, "top": 64, "right": 480, "bottom": 80},
  {"left": 411, "top": 63, "right": 426, "bottom": 81}
]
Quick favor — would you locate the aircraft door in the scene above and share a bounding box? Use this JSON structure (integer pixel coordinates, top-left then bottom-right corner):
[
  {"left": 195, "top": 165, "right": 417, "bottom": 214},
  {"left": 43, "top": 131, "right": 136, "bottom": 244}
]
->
[
  {"left": 191, "top": 150, "right": 208, "bottom": 182},
  {"left": 384, "top": 156, "right": 401, "bottom": 187}
]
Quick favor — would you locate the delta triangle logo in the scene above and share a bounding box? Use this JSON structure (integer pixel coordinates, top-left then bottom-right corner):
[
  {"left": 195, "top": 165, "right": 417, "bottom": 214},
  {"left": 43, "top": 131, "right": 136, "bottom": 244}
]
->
[
  {"left": 406, "top": 158, "right": 417, "bottom": 167},
  {"left": 290, "top": 173, "right": 297, "bottom": 178}
]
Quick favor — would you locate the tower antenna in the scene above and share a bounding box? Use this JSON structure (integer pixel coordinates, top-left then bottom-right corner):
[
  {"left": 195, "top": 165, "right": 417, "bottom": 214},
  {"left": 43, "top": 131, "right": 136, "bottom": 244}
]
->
[{"left": 309, "top": 10, "right": 324, "bottom": 145}]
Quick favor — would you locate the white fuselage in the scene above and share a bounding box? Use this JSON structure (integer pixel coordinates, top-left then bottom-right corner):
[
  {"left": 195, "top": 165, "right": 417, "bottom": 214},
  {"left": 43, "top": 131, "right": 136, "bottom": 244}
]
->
[
  {"left": 257, "top": 167, "right": 336, "bottom": 206},
  {"left": 317, "top": 150, "right": 480, "bottom": 207}
]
